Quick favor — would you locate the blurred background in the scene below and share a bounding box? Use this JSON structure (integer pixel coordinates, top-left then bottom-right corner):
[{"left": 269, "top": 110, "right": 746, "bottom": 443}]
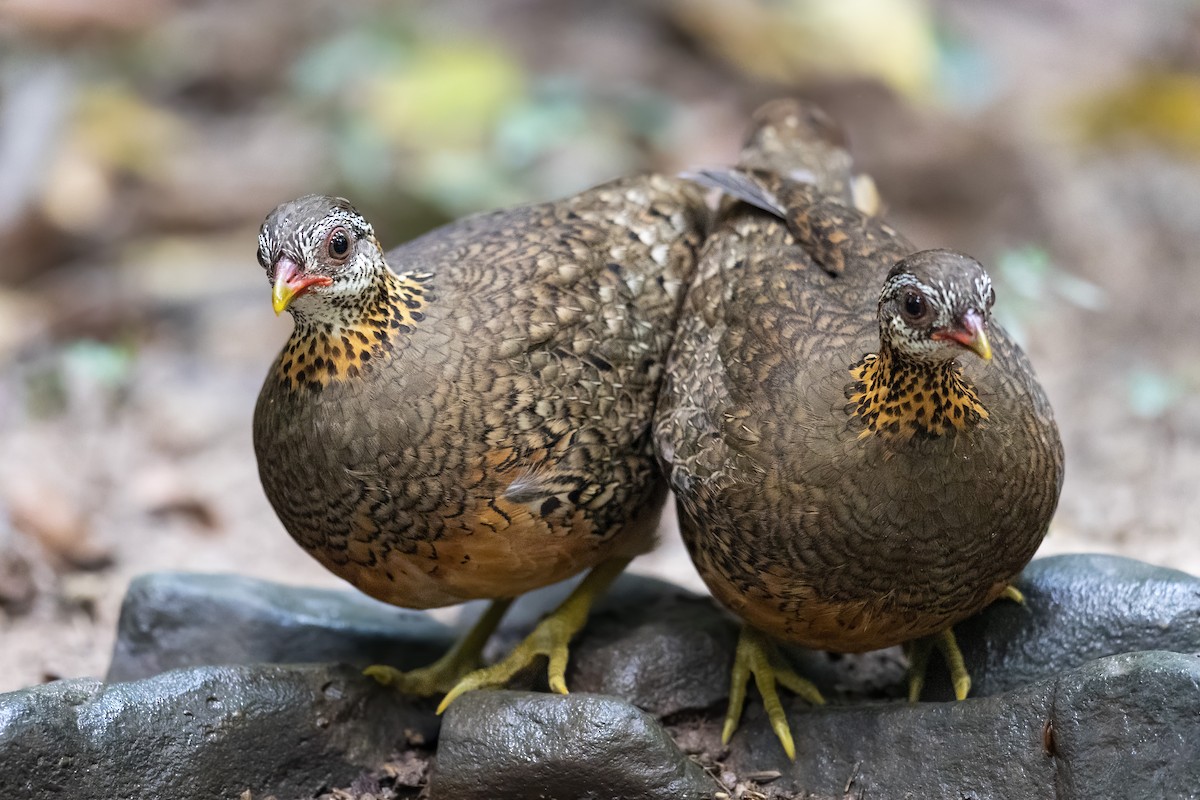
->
[{"left": 2, "top": 0, "right": 1199, "bottom": 693}]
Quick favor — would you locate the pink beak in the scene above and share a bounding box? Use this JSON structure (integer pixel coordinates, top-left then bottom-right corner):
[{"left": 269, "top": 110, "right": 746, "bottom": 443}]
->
[
  {"left": 271, "top": 258, "right": 332, "bottom": 315},
  {"left": 931, "top": 308, "right": 993, "bottom": 361}
]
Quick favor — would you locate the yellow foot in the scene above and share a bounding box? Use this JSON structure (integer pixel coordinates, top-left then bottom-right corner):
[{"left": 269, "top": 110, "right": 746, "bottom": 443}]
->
[
  {"left": 723, "top": 626, "right": 825, "bottom": 761},
  {"left": 436, "top": 557, "right": 631, "bottom": 714},
  {"left": 906, "top": 628, "right": 970, "bottom": 703},
  {"left": 1000, "top": 584, "right": 1025, "bottom": 605},
  {"left": 364, "top": 597, "right": 512, "bottom": 696}
]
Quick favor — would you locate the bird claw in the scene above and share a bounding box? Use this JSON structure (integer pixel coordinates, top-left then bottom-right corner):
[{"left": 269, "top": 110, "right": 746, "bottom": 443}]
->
[
  {"left": 365, "top": 597, "right": 512, "bottom": 697},
  {"left": 364, "top": 659, "right": 476, "bottom": 697},
  {"left": 723, "top": 626, "right": 825, "bottom": 761},
  {"left": 437, "top": 614, "right": 577, "bottom": 714},
  {"left": 436, "top": 557, "right": 630, "bottom": 714},
  {"left": 906, "top": 628, "right": 971, "bottom": 703},
  {"left": 1000, "top": 584, "right": 1026, "bottom": 605}
]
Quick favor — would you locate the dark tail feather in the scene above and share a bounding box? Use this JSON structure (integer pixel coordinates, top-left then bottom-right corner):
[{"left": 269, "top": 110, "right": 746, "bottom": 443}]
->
[{"left": 681, "top": 168, "right": 787, "bottom": 221}]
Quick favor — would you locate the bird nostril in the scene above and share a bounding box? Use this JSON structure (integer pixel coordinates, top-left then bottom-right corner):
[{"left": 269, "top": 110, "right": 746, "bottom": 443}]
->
[{"left": 271, "top": 257, "right": 301, "bottom": 284}]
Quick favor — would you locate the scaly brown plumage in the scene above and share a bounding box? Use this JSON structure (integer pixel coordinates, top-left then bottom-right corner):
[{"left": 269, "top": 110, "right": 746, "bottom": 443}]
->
[
  {"left": 655, "top": 100, "right": 1064, "bottom": 757},
  {"left": 254, "top": 176, "right": 706, "bottom": 706}
]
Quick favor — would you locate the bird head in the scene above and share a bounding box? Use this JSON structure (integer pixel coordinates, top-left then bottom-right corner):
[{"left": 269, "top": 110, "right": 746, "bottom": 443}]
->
[
  {"left": 256, "top": 195, "right": 386, "bottom": 318},
  {"left": 877, "top": 249, "right": 995, "bottom": 364}
]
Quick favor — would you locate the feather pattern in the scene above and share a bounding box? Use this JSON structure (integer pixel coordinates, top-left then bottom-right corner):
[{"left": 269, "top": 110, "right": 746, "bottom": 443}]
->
[
  {"left": 655, "top": 100, "right": 1064, "bottom": 651},
  {"left": 254, "top": 176, "right": 707, "bottom": 608}
]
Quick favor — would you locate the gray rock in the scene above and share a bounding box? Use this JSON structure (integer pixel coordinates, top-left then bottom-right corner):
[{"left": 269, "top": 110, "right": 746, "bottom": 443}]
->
[
  {"left": 67, "top": 556, "right": 1199, "bottom": 799},
  {"left": 433, "top": 690, "right": 721, "bottom": 800},
  {"left": 923, "top": 554, "right": 1200, "bottom": 700},
  {"left": 0, "top": 663, "right": 438, "bottom": 800},
  {"left": 1051, "top": 651, "right": 1200, "bottom": 800},
  {"left": 725, "top": 650, "right": 1200, "bottom": 800},
  {"left": 567, "top": 590, "right": 738, "bottom": 717},
  {"left": 108, "top": 572, "right": 457, "bottom": 682}
]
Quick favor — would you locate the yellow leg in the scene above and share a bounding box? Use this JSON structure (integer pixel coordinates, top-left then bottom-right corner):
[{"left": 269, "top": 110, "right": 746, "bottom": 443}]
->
[
  {"left": 906, "top": 586, "right": 1022, "bottom": 702},
  {"left": 906, "top": 627, "right": 970, "bottom": 703},
  {"left": 723, "top": 626, "right": 825, "bottom": 761},
  {"left": 436, "top": 557, "right": 631, "bottom": 714},
  {"left": 904, "top": 637, "right": 931, "bottom": 703},
  {"left": 364, "top": 597, "right": 513, "bottom": 696}
]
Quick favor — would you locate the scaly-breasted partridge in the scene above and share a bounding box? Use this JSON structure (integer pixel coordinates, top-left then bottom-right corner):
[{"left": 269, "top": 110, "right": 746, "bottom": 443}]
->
[
  {"left": 654, "top": 100, "right": 1064, "bottom": 757},
  {"left": 253, "top": 175, "right": 706, "bottom": 709}
]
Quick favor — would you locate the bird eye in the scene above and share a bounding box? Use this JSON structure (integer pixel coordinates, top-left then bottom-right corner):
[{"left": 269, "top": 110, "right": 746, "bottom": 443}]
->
[
  {"left": 901, "top": 290, "right": 928, "bottom": 321},
  {"left": 327, "top": 228, "right": 351, "bottom": 260},
  {"left": 986, "top": 285, "right": 996, "bottom": 308},
  {"left": 256, "top": 248, "right": 268, "bottom": 269}
]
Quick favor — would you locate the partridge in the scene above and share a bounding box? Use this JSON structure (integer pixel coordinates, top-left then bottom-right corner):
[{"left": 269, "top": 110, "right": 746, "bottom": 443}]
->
[
  {"left": 655, "top": 100, "right": 1064, "bottom": 757},
  {"left": 253, "top": 176, "right": 706, "bottom": 709}
]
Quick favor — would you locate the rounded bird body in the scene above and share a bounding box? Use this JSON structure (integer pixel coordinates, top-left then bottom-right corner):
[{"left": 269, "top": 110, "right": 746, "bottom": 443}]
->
[
  {"left": 656, "top": 102, "right": 1063, "bottom": 757},
  {"left": 254, "top": 176, "right": 705, "bottom": 611},
  {"left": 662, "top": 203, "right": 1062, "bottom": 651}
]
